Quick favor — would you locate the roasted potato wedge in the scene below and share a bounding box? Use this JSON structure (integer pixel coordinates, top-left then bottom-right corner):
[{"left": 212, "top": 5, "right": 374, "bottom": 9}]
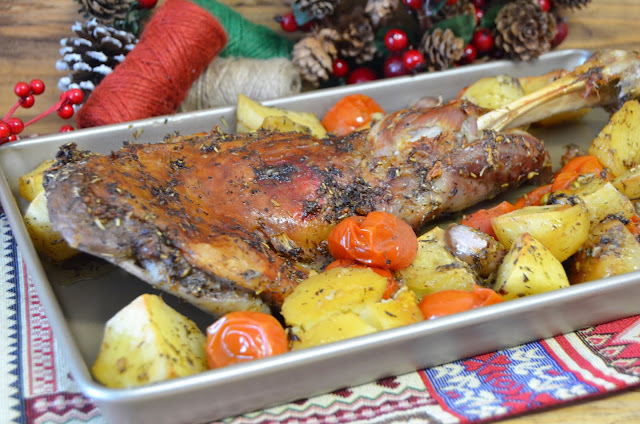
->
[
  {"left": 588, "top": 99, "right": 640, "bottom": 177},
  {"left": 397, "top": 226, "right": 479, "bottom": 299},
  {"left": 459, "top": 75, "right": 525, "bottom": 110},
  {"left": 92, "top": 294, "right": 208, "bottom": 388},
  {"left": 493, "top": 233, "right": 570, "bottom": 300},
  {"left": 18, "top": 159, "right": 55, "bottom": 202},
  {"left": 612, "top": 166, "right": 640, "bottom": 201},
  {"left": 563, "top": 178, "right": 636, "bottom": 225},
  {"left": 236, "top": 93, "right": 327, "bottom": 137},
  {"left": 569, "top": 219, "right": 640, "bottom": 284},
  {"left": 491, "top": 202, "right": 590, "bottom": 262},
  {"left": 281, "top": 267, "right": 422, "bottom": 349},
  {"left": 259, "top": 115, "right": 313, "bottom": 133},
  {"left": 23, "top": 191, "right": 78, "bottom": 262}
]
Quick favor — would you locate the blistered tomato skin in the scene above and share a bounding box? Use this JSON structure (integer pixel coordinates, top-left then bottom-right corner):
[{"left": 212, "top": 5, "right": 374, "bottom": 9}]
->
[
  {"left": 205, "top": 311, "right": 289, "bottom": 369},
  {"left": 418, "top": 284, "right": 504, "bottom": 320},
  {"left": 328, "top": 211, "right": 418, "bottom": 270}
]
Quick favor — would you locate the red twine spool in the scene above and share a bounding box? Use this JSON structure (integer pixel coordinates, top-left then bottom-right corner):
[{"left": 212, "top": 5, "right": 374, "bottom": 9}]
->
[{"left": 76, "top": 0, "right": 227, "bottom": 128}]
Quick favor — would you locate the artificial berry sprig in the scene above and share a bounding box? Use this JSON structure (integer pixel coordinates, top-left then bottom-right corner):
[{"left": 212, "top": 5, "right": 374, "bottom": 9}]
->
[{"left": 0, "top": 80, "right": 84, "bottom": 145}]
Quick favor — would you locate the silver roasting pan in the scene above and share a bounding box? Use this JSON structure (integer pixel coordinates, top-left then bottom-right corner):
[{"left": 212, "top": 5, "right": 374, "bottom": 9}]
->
[{"left": 2, "top": 49, "right": 639, "bottom": 424}]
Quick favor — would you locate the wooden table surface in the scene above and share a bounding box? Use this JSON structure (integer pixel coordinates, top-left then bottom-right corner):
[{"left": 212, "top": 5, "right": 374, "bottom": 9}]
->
[{"left": 1, "top": 0, "right": 639, "bottom": 422}]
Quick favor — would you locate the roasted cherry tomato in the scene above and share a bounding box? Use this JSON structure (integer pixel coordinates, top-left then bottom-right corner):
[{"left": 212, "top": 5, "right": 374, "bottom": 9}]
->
[
  {"left": 460, "top": 201, "right": 515, "bottom": 239},
  {"left": 321, "top": 94, "right": 385, "bottom": 137},
  {"left": 205, "top": 311, "right": 289, "bottom": 369},
  {"left": 418, "top": 284, "right": 504, "bottom": 320},
  {"left": 325, "top": 258, "right": 400, "bottom": 299},
  {"left": 328, "top": 211, "right": 418, "bottom": 270}
]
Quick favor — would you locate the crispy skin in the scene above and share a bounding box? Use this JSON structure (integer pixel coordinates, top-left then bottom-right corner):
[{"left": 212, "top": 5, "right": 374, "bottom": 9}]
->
[{"left": 44, "top": 101, "right": 550, "bottom": 316}]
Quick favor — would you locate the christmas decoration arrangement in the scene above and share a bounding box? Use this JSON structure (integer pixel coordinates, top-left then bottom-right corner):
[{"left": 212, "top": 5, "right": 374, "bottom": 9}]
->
[
  {"left": 278, "top": 0, "right": 591, "bottom": 88},
  {"left": 2, "top": 0, "right": 592, "bottom": 142},
  {"left": 0, "top": 80, "right": 85, "bottom": 144}
]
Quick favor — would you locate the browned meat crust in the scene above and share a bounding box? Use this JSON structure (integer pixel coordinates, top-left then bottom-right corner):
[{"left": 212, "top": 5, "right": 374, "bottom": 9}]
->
[{"left": 44, "top": 100, "right": 551, "bottom": 316}]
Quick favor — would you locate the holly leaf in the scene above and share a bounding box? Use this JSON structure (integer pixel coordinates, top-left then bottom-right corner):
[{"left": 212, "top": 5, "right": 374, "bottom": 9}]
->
[
  {"left": 431, "top": 14, "right": 477, "bottom": 45},
  {"left": 428, "top": 0, "right": 448, "bottom": 15},
  {"left": 480, "top": 4, "right": 504, "bottom": 29}
]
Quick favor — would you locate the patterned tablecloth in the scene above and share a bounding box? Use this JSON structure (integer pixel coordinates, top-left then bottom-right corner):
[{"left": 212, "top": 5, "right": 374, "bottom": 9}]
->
[{"left": 2, "top": 209, "right": 640, "bottom": 424}]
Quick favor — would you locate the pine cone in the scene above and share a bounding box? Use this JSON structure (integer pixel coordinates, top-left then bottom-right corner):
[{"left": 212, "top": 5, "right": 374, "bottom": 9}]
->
[
  {"left": 291, "top": 28, "right": 340, "bottom": 87},
  {"left": 335, "top": 8, "right": 377, "bottom": 64},
  {"left": 435, "top": 0, "right": 475, "bottom": 21},
  {"left": 420, "top": 28, "right": 464, "bottom": 71},
  {"left": 76, "top": 0, "right": 135, "bottom": 26},
  {"left": 293, "top": 0, "right": 341, "bottom": 21},
  {"left": 365, "top": 0, "right": 400, "bottom": 27},
  {"left": 56, "top": 19, "right": 138, "bottom": 100},
  {"left": 553, "top": 0, "right": 591, "bottom": 9},
  {"left": 495, "top": 0, "right": 557, "bottom": 61}
]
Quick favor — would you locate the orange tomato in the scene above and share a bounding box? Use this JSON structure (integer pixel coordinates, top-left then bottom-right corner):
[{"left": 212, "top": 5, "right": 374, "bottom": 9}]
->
[
  {"left": 205, "top": 311, "right": 289, "bottom": 369},
  {"left": 418, "top": 284, "right": 504, "bottom": 320},
  {"left": 460, "top": 201, "right": 515, "bottom": 238},
  {"left": 322, "top": 94, "right": 385, "bottom": 136},
  {"left": 325, "top": 259, "right": 400, "bottom": 299},
  {"left": 328, "top": 211, "right": 418, "bottom": 270}
]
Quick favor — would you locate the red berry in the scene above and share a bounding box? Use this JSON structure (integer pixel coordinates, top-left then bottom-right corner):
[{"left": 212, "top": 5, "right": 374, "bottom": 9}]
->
[
  {"left": 332, "top": 58, "right": 350, "bottom": 78},
  {"left": 461, "top": 43, "right": 478, "bottom": 64},
  {"left": 7, "top": 135, "right": 18, "bottom": 142},
  {"left": 537, "top": 0, "right": 551, "bottom": 12},
  {"left": 472, "top": 28, "right": 494, "bottom": 53},
  {"left": 66, "top": 88, "right": 85, "bottom": 105},
  {"left": 29, "top": 79, "right": 45, "bottom": 95},
  {"left": 58, "top": 103, "right": 75, "bottom": 119},
  {"left": 20, "top": 95, "right": 35, "bottom": 108},
  {"left": 552, "top": 19, "right": 568, "bottom": 47},
  {"left": 6, "top": 118, "right": 24, "bottom": 135},
  {"left": 403, "top": 49, "right": 425, "bottom": 71},
  {"left": 446, "top": 0, "right": 457, "bottom": 4},
  {"left": 137, "top": 0, "right": 158, "bottom": 9},
  {"left": 278, "top": 13, "right": 298, "bottom": 32},
  {"left": 346, "top": 67, "right": 377, "bottom": 84},
  {"left": 383, "top": 54, "right": 410, "bottom": 78},
  {"left": 14, "top": 82, "right": 31, "bottom": 98},
  {"left": 384, "top": 29, "right": 409, "bottom": 52},
  {"left": 403, "top": 0, "right": 424, "bottom": 10},
  {"left": 472, "top": 0, "right": 486, "bottom": 9},
  {"left": 0, "top": 121, "right": 10, "bottom": 139},
  {"left": 475, "top": 7, "right": 484, "bottom": 25},
  {"left": 59, "top": 124, "right": 75, "bottom": 133}
]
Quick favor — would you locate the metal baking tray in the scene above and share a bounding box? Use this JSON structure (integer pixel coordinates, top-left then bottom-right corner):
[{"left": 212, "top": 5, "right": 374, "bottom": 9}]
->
[{"left": 2, "top": 49, "right": 640, "bottom": 423}]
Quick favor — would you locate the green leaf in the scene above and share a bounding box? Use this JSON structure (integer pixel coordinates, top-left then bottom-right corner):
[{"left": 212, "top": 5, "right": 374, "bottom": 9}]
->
[
  {"left": 431, "top": 14, "right": 477, "bottom": 45},
  {"left": 428, "top": 0, "right": 448, "bottom": 15},
  {"left": 480, "top": 4, "right": 504, "bottom": 29}
]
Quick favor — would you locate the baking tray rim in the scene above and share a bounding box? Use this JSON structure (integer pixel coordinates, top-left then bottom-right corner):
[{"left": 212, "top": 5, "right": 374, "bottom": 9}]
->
[{"left": 3, "top": 47, "right": 637, "bottom": 417}]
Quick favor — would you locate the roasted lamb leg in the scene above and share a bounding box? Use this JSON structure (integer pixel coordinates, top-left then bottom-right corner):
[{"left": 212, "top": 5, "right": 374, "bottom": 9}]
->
[{"left": 44, "top": 50, "right": 640, "bottom": 317}]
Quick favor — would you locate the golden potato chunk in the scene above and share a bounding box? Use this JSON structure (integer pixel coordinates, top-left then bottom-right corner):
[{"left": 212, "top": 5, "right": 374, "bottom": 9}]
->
[
  {"left": 566, "top": 178, "right": 636, "bottom": 225},
  {"left": 236, "top": 93, "right": 327, "bottom": 137},
  {"left": 281, "top": 267, "right": 422, "bottom": 349},
  {"left": 92, "top": 294, "right": 207, "bottom": 388},
  {"left": 18, "top": 159, "right": 55, "bottom": 202},
  {"left": 493, "top": 233, "right": 570, "bottom": 300},
  {"left": 23, "top": 191, "right": 78, "bottom": 262},
  {"left": 569, "top": 219, "right": 640, "bottom": 284},
  {"left": 397, "top": 226, "right": 479, "bottom": 299},
  {"left": 612, "top": 166, "right": 640, "bottom": 201},
  {"left": 460, "top": 75, "right": 525, "bottom": 110},
  {"left": 588, "top": 99, "right": 640, "bottom": 177},
  {"left": 491, "top": 202, "right": 590, "bottom": 262}
]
